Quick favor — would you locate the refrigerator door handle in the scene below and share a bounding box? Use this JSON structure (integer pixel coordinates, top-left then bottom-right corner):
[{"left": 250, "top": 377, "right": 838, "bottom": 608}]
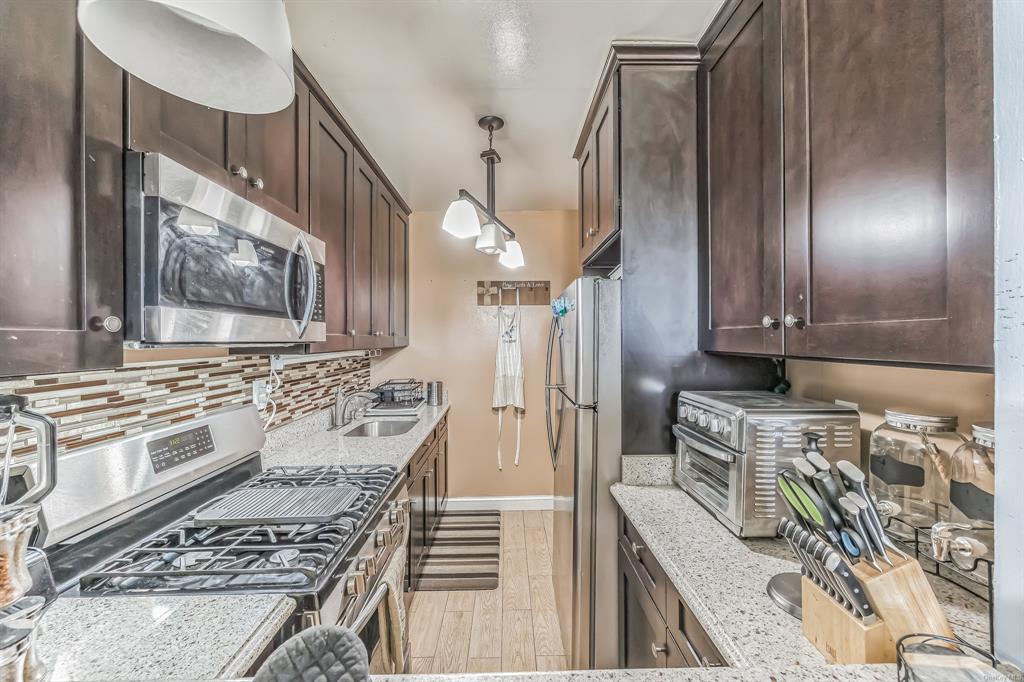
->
[{"left": 545, "top": 316, "right": 565, "bottom": 469}]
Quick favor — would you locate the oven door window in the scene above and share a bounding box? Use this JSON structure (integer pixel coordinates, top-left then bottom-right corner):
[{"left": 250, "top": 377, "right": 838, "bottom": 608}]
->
[
  {"left": 154, "top": 202, "right": 311, "bottom": 320},
  {"left": 679, "top": 440, "right": 732, "bottom": 514}
]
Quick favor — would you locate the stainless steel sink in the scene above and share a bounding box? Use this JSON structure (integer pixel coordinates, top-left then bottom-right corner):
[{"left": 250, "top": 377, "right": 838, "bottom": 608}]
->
[{"left": 343, "top": 419, "right": 418, "bottom": 438}]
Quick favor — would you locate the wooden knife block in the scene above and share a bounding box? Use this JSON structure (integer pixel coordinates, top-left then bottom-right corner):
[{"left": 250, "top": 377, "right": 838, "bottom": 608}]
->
[{"left": 801, "top": 553, "right": 953, "bottom": 664}]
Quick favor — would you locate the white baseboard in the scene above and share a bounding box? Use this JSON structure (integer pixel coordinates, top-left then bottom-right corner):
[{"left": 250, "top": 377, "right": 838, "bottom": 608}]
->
[{"left": 444, "top": 495, "right": 553, "bottom": 511}]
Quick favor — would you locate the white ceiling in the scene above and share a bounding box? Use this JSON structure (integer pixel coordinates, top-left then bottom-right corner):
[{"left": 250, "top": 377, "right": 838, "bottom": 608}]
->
[{"left": 285, "top": 0, "right": 724, "bottom": 212}]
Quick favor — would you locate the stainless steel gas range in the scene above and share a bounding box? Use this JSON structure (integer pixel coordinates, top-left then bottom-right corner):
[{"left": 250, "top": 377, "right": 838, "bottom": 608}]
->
[
  {"left": 28, "top": 405, "right": 408, "bottom": 673},
  {"left": 673, "top": 391, "right": 861, "bottom": 538}
]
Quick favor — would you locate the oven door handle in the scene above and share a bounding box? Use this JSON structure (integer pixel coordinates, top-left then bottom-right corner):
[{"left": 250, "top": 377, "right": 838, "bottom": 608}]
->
[
  {"left": 673, "top": 424, "right": 737, "bottom": 464},
  {"left": 295, "top": 233, "right": 318, "bottom": 338},
  {"left": 351, "top": 582, "right": 390, "bottom": 634}
]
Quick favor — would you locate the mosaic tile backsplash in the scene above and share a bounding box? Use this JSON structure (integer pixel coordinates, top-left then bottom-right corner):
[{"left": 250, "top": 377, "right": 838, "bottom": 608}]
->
[{"left": 0, "top": 354, "right": 370, "bottom": 459}]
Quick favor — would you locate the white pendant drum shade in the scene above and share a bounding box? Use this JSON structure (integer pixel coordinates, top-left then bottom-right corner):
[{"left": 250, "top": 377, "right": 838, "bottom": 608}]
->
[
  {"left": 77, "top": 0, "right": 295, "bottom": 114},
  {"left": 441, "top": 199, "right": 482, "bottom": 239},
  {"left": 499, "top": 239, "right": 525, "bottom": 269},
  {"left": 475, "top": 223, "right": 507, "bottom": 255}
]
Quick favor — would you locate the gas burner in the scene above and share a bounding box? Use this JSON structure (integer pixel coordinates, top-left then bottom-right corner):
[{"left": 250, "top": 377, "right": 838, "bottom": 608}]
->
[{"left": 78, "top": 464, "right": 400, "bottom": 596}]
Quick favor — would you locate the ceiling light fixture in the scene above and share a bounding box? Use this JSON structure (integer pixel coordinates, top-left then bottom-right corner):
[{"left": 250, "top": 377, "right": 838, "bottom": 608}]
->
[
  {"left": 77, "top": 0, "right": 295, "bottom": 114},
  {"left": 442, "top": 116, "right": 524, "bottom": 268}
]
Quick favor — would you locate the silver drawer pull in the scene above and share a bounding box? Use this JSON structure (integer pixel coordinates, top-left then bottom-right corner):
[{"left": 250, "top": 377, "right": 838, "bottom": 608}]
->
[
  {"left": 630, "top": 541, "right": 644, "bottom": 557},
  {"left": 651, "top": 642, "right": 668, "bottom": 657}
]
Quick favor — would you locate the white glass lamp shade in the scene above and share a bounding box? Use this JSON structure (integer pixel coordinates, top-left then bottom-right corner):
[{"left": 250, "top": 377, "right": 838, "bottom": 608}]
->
[
  {"left": 475, "top": 223, "right": 507, "bottom": 255},
  {"left": 441, "top": 199, "right": 482, "bottom": 239},
  {"left": 499, "top": 239, "right": 525, "bottom": 268},
  {"left": 77, "top": 0, "right": 295, "bottom": 114}
]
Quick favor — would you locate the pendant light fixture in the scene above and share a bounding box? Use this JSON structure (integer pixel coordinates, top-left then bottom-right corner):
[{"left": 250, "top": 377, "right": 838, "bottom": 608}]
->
[
  {"left": 441, "top": 116, "right": 525, "bottom": 268},
  {"left": 77, "top": 0, "right": 295, "bottom": 114}
]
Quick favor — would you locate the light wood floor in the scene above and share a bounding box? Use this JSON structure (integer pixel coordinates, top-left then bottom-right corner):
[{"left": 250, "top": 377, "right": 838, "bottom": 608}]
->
[{"left": 407, "top": 510, "right": 566, "bottom": 674}]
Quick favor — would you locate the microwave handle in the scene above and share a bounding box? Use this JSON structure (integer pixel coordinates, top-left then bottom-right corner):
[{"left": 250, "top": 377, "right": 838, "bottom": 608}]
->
[
  {"left": 672, "top": 424, "right": 737, "bottom": 464},
  {"left": 296, "top": 234, "right": 318, "bottom": 337}
]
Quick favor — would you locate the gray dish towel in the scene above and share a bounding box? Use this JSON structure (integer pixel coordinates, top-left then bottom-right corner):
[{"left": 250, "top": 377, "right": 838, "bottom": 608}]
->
[{"left": 252, "top": 625, "right": 369, "bottom": 682}]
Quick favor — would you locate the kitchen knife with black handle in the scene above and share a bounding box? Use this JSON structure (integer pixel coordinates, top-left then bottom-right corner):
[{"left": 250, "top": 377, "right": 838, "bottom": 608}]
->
[
  {"left": 823, "top": 548, "right": 876, "bottom": 623},
  {"left": 785, "top": 520, "right": 837, "bottom": 600}
]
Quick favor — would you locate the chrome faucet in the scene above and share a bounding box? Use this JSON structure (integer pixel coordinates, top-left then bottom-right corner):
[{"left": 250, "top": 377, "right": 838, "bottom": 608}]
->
[{"left": 329, "top": 390, "right": 379, "bottom": 430}]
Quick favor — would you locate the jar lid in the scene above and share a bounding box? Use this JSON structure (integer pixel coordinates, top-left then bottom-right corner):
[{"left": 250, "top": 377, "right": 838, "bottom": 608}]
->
[
  {"left": 884, "top": 408, "right": 958, "bottom": 432},
  {"left": 971, "top": 421, "right": 995, "bottom": 448}
]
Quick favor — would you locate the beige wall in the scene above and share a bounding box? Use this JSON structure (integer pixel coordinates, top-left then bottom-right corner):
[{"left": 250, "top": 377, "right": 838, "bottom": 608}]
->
[
  {"left": 787, "top": 360, "right": 994, "bottom": 464},
  {"left": 373, "top": 210, "right": 580, "bottom": 498}
]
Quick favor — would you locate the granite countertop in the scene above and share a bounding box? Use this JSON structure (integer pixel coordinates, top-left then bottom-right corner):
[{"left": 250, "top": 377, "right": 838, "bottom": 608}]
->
[
  {"left": 608, "top": 483, "right": 991, "bottom": 669},
  {"left": 261, "top": 402, "right": 450, "bottom": 470},
  {"left": 371, "top": 665, "right": 895, "bottom": 682},
  {"left": 35, "top": 594, "right": 295, "bottom": 681}
]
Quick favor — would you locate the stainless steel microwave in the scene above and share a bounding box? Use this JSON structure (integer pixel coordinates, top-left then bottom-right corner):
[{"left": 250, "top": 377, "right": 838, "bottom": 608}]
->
[{"left": 124, "top": 153, "right": 326, "bottom": 346}]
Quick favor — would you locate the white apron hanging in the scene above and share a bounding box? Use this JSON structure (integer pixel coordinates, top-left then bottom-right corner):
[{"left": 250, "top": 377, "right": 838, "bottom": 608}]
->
[{"left": 492, "top": 288, "right": 525, "bottom": 470}]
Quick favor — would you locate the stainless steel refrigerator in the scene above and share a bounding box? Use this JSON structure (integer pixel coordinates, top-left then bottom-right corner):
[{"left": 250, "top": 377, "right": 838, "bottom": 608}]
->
[{"left": 545, "top": 276, "right": 621, "bottom": 670}]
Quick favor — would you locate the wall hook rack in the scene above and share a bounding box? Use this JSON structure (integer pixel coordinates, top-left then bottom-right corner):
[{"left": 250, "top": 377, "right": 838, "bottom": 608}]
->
[{"left": 476, "top": 280, "right": 550, "bottom": 306}]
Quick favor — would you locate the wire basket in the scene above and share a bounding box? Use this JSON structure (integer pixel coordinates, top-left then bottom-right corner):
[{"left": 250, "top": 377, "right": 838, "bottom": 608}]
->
[
  {"left": 896, "top": 633, "right": 1003, "bottom": 682},
  {"left": 372, "top": 379, "right": 423, "bottom": 407}
]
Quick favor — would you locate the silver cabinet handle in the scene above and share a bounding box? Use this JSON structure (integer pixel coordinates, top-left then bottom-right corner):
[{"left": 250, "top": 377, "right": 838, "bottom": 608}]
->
[
  {"left": 651, "top": 642, "right": 668, "bottom": 657},
  {"left": 761, "top": 315, "right": 779, "bottom": 329},
  {"left": 783, "top": 314, "right": 806, "bottom": 329},
  {"left": 231, "top": 165, "right": 248, "bottom": 179},
  {"left": 93, "top": 315, "right": 122, "bottom": 333},
  {"left": 249, "top": 176, "right": 265, "bottom": 190},
  {"left": 349, "top": 329, "right": 356, "bottom": 335},
  {"left": 587, "top": 227, "right": 598, "bottom": 237},
  {"left": 630, "top": 541, "right": 644, "bottom": 557}
]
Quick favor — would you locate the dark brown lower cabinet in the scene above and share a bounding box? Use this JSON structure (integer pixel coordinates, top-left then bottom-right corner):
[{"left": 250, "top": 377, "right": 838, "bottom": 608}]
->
[
  {"left": 618, "top": 511, "right": 724, "bottom": 669},
  {"left": 407, "top": 419, "right": 450, "bottom": 589}
]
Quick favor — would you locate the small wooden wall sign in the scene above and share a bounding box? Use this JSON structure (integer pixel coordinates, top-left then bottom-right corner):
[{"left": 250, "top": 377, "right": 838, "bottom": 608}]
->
[{"left": 477, "top": 280, "right": 551, "bottom": 306}]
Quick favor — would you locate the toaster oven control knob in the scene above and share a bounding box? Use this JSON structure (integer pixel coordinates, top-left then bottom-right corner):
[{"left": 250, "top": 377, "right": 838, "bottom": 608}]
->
[
  {"left": 685, "top": 407, "right": 697, "bottom": 423},
  {"left": 345, "top": 572, "right": 367, "bottom": 597},
  {"left": 709, "top": 416, "right": 723, "bottom": 434},
  {"left": 697, "top": 412, "right": 710, "bottom": 428}
]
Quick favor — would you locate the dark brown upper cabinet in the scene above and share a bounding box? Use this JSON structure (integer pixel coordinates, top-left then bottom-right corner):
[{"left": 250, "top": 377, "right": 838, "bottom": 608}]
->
[
  {"left": 128, "top": 72, "right": 310, "bottom": 229},
  {"left": 308, "top": 96, "right": 354, "bottom": 353},
  {"left": 351, "top": 152, "right": 377, "bottom": 349},
  {"left": 698, "top": 0, "right": 994, "bottom": 369},
  {"left": 577, "top": 85, "right": 617, "bottom": 263},
  {"left": 391, "top": 209, "right": 410, "bottom": 347},
  {"left": 127, "top": 78, "right": 246, "bottom": 195},
  {"left": 244, "top": 77, "right": 310, "bottom": 230},
  {"left": 698, "top": 0, "right": 784, "bottom": 356},
  {"left": 372, "top": 186, "right": 395, "bottom": 348},
  {"left": 0, "top": 3, "right": 125, "bottom": 377}
]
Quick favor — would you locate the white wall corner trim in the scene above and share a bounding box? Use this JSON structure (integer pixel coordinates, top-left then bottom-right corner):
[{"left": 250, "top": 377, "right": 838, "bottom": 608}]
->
[{"left": 444, "top": 495, "right": 554, "bottom": 512}]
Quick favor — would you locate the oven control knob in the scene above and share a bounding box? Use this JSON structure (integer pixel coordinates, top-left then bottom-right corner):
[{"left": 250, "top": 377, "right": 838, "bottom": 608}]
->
[
  {"left": 358, "top": 555, "right": 378, "bottom": 577},
  {"left": 697, "top": 412, "right": 710, "bottom": 428},
  {"left": 388, "top": 508, "right": 403, "bottom": 525},
  {"left": 709, "top": 417, "right": 723, "bottom": 434},
  {"left": 345, "top": 572, "right": 367, "bottom": 597},
  {"left": 374, "top": 529, "right": 390, "bottom": 548}
]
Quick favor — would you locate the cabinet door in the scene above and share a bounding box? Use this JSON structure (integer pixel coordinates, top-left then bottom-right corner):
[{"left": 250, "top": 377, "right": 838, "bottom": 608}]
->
[
  {"left": 425, "top": 452, "right": 438, "bottom": 539},
  {"left": 578, "top": 137, "right": 596, "bottom": 258},
  {"left": 0, "top": 4, "right": 124, "bottom": 376},
  {"left": 391, "top": 209, "right": 409, "bottom": 346},
  {"left": 308, "top": 97, "right": 353, "bottom": 353},
  {"left": 619, "top": 543, "right": 668, "bottom": 669},
  {"left": 351, "top": 153, "right": 376, "bottom": 348},
  {"left": 593, "top": 86, "right": 617, "bottom": 249},
  {"left": 666, "top": 635, "right": 699, "bottom": 667},
  {"left": 408, "top": 472, "right": 427, "bottom": 587},
  {"left": 371, "top": 186, "right": 394, "bottom": 347},
  {"left": 127, "top": 77, "right": 246, "bottom": 194},
  {"left": 244, "top": 75, "right": 310, "bottom": 228},
  {"left": 436, "top": 430, "right": 448, "bottom": 513},
  {"left": 781, "top": 0, "right": 993, "bottom": 367},
  {"left": 699, "top": 0, "right": 784, "bottom": 355}
]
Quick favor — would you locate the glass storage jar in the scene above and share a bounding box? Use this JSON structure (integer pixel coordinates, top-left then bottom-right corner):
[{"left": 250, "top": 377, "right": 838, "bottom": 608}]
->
[
  {"left": 869, "top": 408, "right": 966, "bottom": 537},
  {"left": 950, "top": 422, "right": 995, "bottom": 530}
]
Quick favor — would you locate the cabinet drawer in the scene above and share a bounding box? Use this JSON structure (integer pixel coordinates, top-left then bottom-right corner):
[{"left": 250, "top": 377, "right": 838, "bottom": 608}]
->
[
  {"left": 618, "top": 542, "right": 670, "bottom": 669},
  {"left": 667, "top": 583, "right": 725, "bottom": 667},
  {"left": 620, "top": 513, "right": 667, "bottom": 616},
  {"left": 435, "top": 412, "right": 448, "bottom": 438},
  {"left": 409, "top": 440, "right": 433, "bottom": 479}
]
